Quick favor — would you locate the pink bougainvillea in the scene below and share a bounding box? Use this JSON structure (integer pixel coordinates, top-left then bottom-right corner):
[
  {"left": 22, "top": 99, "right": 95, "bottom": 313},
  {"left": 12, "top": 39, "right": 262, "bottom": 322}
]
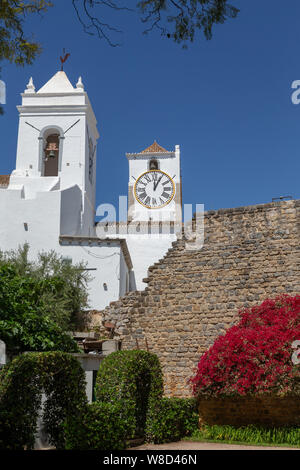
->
[{"left": 191, "top": 295, "right": 300, "bottom": 397}]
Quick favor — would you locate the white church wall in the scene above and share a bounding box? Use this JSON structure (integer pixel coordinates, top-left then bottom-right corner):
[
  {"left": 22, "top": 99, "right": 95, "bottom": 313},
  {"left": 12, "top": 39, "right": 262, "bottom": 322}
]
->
[
  {"left": 125, "top": 234, "right": 177, "bottom": 290},
  {"left": 8, "top": 176, "right": 60, "bottom": 199},
  {"left": 58, "top": 241, "right": 128, "bottom": 310},
  {"left": 119, "top": 250, "right": 129, "bottom": 297},
  {"left": 0, "top": 186, "right": 127, "bottom": 310},
  {"left": 128, "top": 156, "right": 180, "bottom": 181},
  {"left": 60, "top": 186, "right": 82, "bottom": 235},
  {"left": 0, "top": 188, "right": 61, "bottom": 250},
  {"left": 102, "top": 232, "right": 177, "bottom": 291},
  {"left": 132, "top": 201, "right": 179, "bottom": 222},
  {"left": 16, "top": 115, "right": 87, "bottom": 183},
  {"left": 128, "top": 151, "right": 180, "bottom": 181}
]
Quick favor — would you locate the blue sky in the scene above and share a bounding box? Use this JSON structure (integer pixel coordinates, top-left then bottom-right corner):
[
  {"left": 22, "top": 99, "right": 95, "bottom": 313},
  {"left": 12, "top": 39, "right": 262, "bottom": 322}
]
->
[{"left": 1, "top": 0, "right": 300, "bottom": 217}]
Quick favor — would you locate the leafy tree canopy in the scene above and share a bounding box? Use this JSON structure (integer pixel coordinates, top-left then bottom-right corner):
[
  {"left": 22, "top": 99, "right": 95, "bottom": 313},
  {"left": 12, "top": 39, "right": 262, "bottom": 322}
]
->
[
  {"left": 0, "top": 1, "right": 239, "bottom": 58},
  {"left": 0, "top": 244, "right": 91, "bottom": 331},
  {"left": 72, "top": 0, "right": 239, "bottom": 46},
  {"left": 0, "top": 0, "right": 52, "bottom": 65},
  {"left": 138, "top": 0, "right": 239, "bottom": 44},
  {"left": 0, "top": 263, "right": 79, "bottom": 355},
  {"left": 0, "top": 244, "right": 92, "bottom": 355},
  {"left": 0, "top": 1, "right": 53, "bottom": 113}
]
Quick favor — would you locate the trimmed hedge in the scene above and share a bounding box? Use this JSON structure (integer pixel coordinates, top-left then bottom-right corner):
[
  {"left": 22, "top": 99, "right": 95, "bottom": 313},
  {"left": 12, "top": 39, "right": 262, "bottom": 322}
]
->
[
  {"left": 1, "top": 349, "right": 199, "bottom": 450},
  {"left": 0, "top": 351, "right": 87, "bottom": 450},
  {"left": 95, "top": 350, "right": 163, "bottom": 439},
  {"left": 64, "top": 402, "right": 127, "bottom": 450},
  {"left": 146, "top": 397, "right": 199, "bottom": 444}
]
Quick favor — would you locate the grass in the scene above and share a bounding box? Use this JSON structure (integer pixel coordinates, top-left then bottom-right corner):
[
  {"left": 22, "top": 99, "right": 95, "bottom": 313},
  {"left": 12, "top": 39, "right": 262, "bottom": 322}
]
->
[{"left": 185, "top": 425, "right": 300, "bottom": 448}]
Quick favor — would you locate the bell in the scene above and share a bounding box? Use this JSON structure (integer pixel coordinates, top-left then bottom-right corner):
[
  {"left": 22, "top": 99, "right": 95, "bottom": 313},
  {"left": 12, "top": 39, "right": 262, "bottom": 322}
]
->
[{"left": 47, "top": 150, "right": 57, "bottom": 159}]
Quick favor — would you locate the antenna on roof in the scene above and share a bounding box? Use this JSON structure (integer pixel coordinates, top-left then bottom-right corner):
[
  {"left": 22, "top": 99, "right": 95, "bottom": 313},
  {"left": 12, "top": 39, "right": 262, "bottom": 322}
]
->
[{"left": 60, "top": 48, "right": 70, "bottom": 71}]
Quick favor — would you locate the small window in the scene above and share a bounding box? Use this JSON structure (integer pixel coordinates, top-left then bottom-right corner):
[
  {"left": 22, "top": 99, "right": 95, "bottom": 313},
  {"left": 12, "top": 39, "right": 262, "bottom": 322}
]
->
[{"left": 149, "top": 159, "right": 159, "bottom": 170}]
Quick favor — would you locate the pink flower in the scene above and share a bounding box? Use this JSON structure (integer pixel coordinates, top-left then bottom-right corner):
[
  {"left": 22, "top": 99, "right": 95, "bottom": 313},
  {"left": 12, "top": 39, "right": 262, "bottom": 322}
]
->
[{"left": 190, "top": 295, "right": 300, "bottom": 397}]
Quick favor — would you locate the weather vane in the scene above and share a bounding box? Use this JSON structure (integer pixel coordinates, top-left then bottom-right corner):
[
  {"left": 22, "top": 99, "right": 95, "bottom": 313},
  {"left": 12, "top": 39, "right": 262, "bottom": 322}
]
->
[{"left": 60, "top": 48, "right": 70, "bottom": 71}]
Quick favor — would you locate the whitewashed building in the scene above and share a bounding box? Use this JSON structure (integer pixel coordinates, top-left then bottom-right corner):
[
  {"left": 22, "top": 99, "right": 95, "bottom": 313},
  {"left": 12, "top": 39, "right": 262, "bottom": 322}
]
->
[
  {"left": 96, "top": 140, "right": 183, "bottom": 290},
  {"left": 0, "top": 70, "right": 183, "bottom": 309},
  {"left": 0, "top": 71, "right": 133, "bottom": 310}
]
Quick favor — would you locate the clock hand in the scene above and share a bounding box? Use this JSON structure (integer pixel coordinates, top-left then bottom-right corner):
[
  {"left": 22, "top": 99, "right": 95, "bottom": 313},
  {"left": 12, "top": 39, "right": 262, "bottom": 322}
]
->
[{"left": 154, "top": 175, "right": 163, "bottom": 191}]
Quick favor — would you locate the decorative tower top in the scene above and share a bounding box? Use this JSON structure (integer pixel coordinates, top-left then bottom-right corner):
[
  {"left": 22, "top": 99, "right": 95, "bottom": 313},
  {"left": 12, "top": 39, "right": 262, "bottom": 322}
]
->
[
  {"left": 24, "top": 77, "right": 35, "bottom": 94},
  {"left": 60, "top": 50, "right": 70, "bottom": 71},
  {"left": 141, "top": 140, "right": 169, "bottom": 154},
  {"left": 76, "top": 76, "right": 85, "bottom": 91},
  {"left": 37, "top": 70, "right": 75, "bottom": 94}
]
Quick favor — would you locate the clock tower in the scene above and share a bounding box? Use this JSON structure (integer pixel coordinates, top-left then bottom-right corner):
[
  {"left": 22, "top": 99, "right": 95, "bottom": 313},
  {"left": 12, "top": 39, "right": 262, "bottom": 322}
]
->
[{"left": 127, "top": 141, "right": 182, "bottom": 223}]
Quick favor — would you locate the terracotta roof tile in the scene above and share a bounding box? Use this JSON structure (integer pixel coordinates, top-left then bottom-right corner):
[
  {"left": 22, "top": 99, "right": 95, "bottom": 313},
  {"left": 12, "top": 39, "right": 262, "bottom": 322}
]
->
[
  {"left": 0, "top": 175, "right": 10, "bottom": 186},
  {"left": 141, "top": 141, "right": 169, "bottom": 154}
]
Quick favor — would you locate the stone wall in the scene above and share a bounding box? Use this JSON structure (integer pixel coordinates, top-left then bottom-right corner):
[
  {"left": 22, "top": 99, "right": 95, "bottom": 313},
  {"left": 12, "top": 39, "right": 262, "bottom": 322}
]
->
[
  {"left": 198, "top": 396, "right": 300, "bottom": 427},
  {"left": 100, "top": 200, "right": 300, "bottom": 397}
]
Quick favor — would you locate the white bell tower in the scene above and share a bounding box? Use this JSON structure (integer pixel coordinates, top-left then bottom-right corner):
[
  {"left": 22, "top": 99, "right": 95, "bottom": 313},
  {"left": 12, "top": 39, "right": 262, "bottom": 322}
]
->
[
  {"left": 127, "top": 141, "right": 182, "bottom": 223},
  {"left": 11, "top": 70, "right": 99, "bottom": 236}
]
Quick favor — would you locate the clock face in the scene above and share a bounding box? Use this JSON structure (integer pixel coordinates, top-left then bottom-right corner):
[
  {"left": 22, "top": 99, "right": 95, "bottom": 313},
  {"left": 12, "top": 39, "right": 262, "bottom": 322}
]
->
[{"left": 134, "top": 170, "right": 175, "bottom": 209}]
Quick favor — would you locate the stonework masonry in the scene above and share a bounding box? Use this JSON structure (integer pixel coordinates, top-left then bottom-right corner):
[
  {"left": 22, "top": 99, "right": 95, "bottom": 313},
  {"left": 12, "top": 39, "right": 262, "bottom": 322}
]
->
[
  {"left": 198, "top": 396, "right": 300, "bottom": 427},
  {"left": 100, "top": 200, "right": 300, "bottom": 397}
]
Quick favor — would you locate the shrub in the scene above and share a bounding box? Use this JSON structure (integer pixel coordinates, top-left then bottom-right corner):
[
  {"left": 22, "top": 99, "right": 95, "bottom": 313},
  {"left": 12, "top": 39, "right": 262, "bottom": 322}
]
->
[
  {"left": 0, "top": 351, "right": 87, "bottom": 450},
  {"left": 95, "top": 350, "right": 163, "bottom": 438},
  {"left": 0, "top": 243, "right": 91, "bottom": 331},
  {"left": 64, "top": 402, "right": 127, "bottom": 450},
  {"left": 191, "top": 295, "right": 300, "bottom": 398},
  {"left": 146, "top": 397, "right": 199, "bottom": 444},
  {"left": 0, "top": 264, "right": 79, "bottom": 355}
]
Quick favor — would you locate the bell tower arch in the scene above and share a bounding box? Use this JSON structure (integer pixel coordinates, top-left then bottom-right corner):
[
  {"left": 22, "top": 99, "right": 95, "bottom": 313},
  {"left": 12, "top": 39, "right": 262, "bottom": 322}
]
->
[{"left": 38, "top": 125, "right": 65, "bottom": 177}]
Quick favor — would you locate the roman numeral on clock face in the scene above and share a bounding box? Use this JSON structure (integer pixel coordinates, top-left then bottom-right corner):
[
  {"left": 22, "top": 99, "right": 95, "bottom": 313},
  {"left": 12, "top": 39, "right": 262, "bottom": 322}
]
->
[{"left": 139, "top": 192, "right": 147, "bottom": 200}]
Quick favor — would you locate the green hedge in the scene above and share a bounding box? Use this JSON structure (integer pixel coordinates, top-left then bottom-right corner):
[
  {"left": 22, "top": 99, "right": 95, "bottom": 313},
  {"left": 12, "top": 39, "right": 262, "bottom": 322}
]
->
[
  {"left": 64, "top": 402, "right": 127, "bottom": 450},
  {"left": 95, "top": 350, "right": 164, "bottom": 439},
  {"left": 0, "top": 349, "right": 200, "bottom": 450},
  {"left": 146, "top": 397, "right": 199, "bottom": 444},
  {"left": 0, "top": 351, "right": 87, "bottom": 450}
]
